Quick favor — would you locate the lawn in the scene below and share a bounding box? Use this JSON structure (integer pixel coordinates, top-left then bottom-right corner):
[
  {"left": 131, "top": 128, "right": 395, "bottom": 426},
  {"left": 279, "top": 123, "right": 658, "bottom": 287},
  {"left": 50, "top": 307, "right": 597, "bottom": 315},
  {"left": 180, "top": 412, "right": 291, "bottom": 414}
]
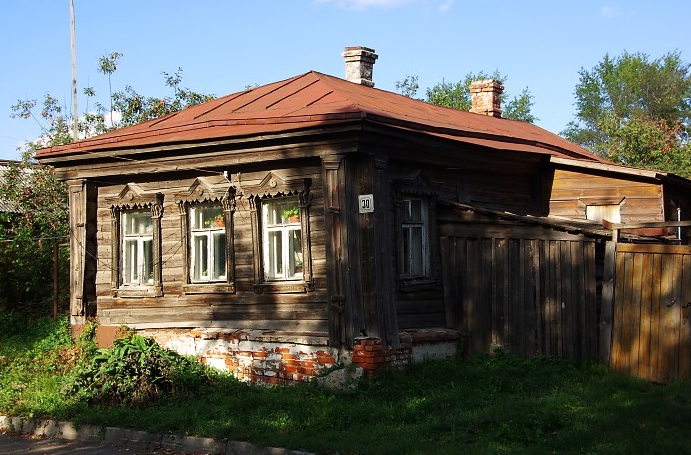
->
[{"left": 1, "top": 312, "right": 690, "bottom": 455}]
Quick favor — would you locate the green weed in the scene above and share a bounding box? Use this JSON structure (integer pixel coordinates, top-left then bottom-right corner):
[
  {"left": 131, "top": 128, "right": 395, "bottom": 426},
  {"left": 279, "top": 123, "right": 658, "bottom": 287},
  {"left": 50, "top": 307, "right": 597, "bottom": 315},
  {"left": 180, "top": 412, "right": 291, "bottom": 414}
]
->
[{"left": 1, "top": 311, "right": 690, "bottom": 454}]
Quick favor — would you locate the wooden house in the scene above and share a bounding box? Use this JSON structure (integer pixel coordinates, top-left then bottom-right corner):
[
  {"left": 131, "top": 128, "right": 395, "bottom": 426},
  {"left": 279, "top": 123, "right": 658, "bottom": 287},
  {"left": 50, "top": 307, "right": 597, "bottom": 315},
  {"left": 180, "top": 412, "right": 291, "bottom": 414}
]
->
[{"left": 37, "top": 47, "right": 691, "bottom": 383}]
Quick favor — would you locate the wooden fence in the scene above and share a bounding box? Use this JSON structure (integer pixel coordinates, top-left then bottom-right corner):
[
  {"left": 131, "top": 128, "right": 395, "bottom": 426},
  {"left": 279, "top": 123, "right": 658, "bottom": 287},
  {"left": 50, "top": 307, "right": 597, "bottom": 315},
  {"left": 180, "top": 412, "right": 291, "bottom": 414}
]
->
[
  {"left": 440, "top": 234, "right": 599, "bottom": 359},
  {"left": 609, "top": 243, "right": 691, "bottom": 382}
]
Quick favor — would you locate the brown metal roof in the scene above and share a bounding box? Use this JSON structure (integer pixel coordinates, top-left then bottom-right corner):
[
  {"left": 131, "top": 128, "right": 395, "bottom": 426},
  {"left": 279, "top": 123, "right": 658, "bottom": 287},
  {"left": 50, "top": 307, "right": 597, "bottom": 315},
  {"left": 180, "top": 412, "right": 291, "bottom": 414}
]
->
[{"left": 36, "top": 71, "right": 607, "bottom": 162}]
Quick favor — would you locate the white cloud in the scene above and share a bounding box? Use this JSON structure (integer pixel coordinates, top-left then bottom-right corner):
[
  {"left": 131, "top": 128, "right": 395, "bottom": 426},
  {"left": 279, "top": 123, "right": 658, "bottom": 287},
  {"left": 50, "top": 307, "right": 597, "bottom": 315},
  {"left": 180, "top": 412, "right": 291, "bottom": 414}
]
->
[
  {"left": 600, "top": 5, "right": 621, "bottom": 18},
  {"left": 315, "top": 0, "right": 420, "bottom": 11},
  {"left": 438, "top": 0, "right": 455, "bottom": 13}
]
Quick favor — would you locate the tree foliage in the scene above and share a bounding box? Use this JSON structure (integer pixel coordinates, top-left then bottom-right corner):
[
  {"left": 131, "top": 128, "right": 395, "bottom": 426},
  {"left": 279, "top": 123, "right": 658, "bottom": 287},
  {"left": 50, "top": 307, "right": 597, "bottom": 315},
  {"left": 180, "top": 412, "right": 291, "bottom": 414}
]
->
[
  {"left": 563, "top": 51, "right": 691, "bottom": 177},
  {"left": 396, "top": 71, "right": 537, "bottom": 123},
  {"left": 4, "top": 52, "right": 214, "bottom": 316},
  {"left": 0, "top": 160, "right": 69, "bottom": 314}
]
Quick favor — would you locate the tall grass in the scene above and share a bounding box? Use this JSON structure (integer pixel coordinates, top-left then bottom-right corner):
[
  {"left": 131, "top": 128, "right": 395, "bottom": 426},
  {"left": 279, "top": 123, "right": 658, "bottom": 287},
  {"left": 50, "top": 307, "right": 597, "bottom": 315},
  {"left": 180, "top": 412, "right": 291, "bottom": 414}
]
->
[{"left": 1, "top": 312, "right": 690, "bottom": 454}]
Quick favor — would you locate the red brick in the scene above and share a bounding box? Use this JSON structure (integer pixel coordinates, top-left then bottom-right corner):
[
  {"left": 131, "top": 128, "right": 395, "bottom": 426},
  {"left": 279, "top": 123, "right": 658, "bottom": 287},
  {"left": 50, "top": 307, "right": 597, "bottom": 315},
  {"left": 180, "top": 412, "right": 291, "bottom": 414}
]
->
[
  {"left": 253, "top": 350, "right": 268, "bottom": 358},
  {"left": 317, "top": 355, "right": 337, "bottom": 364}
]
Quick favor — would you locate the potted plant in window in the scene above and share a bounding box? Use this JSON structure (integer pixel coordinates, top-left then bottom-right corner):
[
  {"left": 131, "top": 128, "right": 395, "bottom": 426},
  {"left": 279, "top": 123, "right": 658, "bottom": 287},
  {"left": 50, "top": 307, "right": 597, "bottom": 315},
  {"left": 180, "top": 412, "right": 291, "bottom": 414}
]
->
[
  {"left": 213, "top": 213, "right": 225, "bottom": 227},
  {"left": 282, "top": 206, "right": 300, "bottom": 223}
]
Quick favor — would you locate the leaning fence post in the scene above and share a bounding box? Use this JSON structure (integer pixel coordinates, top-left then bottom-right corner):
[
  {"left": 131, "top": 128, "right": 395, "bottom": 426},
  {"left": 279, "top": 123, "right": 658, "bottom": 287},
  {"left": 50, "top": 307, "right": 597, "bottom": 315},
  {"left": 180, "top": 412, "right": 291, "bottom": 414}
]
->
[{"left": 599, "top": 222, "right": 617, "bottom": 366}]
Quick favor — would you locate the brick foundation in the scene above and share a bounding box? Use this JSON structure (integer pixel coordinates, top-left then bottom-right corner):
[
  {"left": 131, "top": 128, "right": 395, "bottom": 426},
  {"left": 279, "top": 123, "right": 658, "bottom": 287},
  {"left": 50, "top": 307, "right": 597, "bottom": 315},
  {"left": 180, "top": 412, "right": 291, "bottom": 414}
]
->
[{"left": 122, "top": 327, "right": 460, "bottom": 385}]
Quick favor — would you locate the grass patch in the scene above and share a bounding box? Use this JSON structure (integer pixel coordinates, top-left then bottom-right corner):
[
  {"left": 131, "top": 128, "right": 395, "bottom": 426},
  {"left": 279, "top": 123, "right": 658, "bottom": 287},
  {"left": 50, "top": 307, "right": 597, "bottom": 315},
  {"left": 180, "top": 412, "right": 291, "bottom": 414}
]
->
[{"left": 1, "top": 312, "right": 690, "bottom": 454}]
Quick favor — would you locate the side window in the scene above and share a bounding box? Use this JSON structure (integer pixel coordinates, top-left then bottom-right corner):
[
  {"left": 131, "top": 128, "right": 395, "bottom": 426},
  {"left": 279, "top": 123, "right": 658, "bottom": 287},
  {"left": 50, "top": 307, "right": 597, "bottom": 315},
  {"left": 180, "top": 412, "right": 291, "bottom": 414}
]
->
[
  {"left": 189, "top": 205, "right": 227, "bottom": 283},
  {"left": 586, "top": 204, "right": 621, "bottom": 223},
  {"left": 400, "top": 197, "right": 430, "bottom": 279},
  {"left": 262, "top": 197, "right": 303, "bottom": 281},
  {"left": 121, "top": 211, "right": 154, "bottom": 286}
]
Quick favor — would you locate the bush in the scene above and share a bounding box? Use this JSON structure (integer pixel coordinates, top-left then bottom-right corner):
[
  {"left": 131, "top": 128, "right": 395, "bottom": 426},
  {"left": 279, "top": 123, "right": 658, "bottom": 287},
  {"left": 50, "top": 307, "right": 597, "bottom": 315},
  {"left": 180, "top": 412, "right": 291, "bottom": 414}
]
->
[{"left": 67, "top": 331, "right": 215, "bottom": 407}]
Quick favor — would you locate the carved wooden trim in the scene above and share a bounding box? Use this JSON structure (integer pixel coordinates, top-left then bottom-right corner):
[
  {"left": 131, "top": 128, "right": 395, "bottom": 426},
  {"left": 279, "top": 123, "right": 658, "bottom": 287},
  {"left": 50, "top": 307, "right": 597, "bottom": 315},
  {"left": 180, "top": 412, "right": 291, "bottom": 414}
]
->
[
  {"left": 176, "top": 185, "right": 237, "bottom": 295},
  {"left": 109, "top": 186, "right": 164, "bottom": 298},
  {"left": 248, "top": 176, "right": 314, "bottom": 294}
]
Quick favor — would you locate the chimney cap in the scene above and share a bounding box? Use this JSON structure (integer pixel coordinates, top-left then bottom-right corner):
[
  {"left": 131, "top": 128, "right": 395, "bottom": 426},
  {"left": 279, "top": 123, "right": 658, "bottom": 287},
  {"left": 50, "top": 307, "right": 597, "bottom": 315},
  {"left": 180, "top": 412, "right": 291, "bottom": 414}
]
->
[
  {"left": 342, "top": 46, "right": 378, "bottom": 87},
  {"left": 469, "top": 79, "right": 504, "bottom": 118}
]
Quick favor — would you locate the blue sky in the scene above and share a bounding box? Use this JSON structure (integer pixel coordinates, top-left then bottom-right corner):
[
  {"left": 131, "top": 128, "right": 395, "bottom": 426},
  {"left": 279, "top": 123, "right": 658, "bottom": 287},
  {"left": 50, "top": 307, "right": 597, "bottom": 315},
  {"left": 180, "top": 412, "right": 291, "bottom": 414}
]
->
[{"left": 1, "top": 0, "right": 689, "bottom": 161}]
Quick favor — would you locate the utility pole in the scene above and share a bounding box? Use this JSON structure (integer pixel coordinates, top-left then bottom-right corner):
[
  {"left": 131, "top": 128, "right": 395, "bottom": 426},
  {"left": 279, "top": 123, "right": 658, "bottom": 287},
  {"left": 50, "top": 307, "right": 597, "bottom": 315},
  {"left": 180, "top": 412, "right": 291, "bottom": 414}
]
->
[{"left": 70, "top": 0, "right": 78, "bottom": 141}]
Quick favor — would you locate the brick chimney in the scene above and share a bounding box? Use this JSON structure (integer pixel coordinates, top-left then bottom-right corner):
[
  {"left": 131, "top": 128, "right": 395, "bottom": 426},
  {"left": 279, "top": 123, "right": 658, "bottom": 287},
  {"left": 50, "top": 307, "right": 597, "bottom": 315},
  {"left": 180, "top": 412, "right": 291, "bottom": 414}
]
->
[
  {"left": 469, "top": 79, "right": 504, "bottom": 118},
  {"left": 342, "top": 46, "right": 378, "bottom": 87}
]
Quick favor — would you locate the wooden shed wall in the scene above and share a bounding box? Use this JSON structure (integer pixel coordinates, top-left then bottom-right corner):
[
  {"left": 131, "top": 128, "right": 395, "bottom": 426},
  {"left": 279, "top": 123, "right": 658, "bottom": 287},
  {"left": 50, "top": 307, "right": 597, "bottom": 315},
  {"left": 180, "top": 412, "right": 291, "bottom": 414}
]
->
[
  {"left": 371, "top": 147, "right": 547, "bottom": 332},
  {"left": 439, "top": 209, "right": 599, "bottom": 359},
  {"left": 94, "top": 165, "right": 330, "bottom": 333},
  {"left": 548, "top": 168, "right": 664, "bottom": 223}
]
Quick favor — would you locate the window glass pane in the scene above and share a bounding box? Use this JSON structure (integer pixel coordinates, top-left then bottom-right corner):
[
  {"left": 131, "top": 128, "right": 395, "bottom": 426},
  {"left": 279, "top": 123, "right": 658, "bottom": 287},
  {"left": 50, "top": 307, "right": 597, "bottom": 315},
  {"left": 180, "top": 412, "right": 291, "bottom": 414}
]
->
[
  {"left": 192, "top": 234, "right": 209, "bottom": 281},
  {"left": 263, "top": 197, "right": 304, "bottom": 281},
  {"left": 410, "top": 227, "right": 423, "bottom": 276},
  {"left": 142, "top": 239, "right": 153, "bottom": 284},
  {"left": 288, "top": 228, "right": 303, "bottom": 278},
  {"left": 403, "top": 199, "right": 412, "bottom": 222},
  {"left": 124, "top": 212, "right": 152, "bottom": 235},
  {"left": 123, "top": 238, "right": 138, "bottom": 284},
  {"left": 401, "top": 197, "right": 429, "bottom": 279},
  {"left": 212, "top": 232, "right": 226, "bottom": 280},
  {"left": 268, "top": 230, "right": 283, "bottom": 278},
  {"left": 410, "top": 199, "right": 423, "bottom": 222},
  {"left": 192, "top": 206, "right": 224, "bottom": 229},
  {"left": 266, "top": 198, "right": 300, "bottom": 225}
]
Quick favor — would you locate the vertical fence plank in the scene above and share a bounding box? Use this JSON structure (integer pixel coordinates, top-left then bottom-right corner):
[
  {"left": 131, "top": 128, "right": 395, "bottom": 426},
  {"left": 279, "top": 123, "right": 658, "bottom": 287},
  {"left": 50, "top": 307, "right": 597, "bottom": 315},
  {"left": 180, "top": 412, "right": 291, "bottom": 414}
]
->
[
  {"left": 638, "top": 252, "right": 653, "bottom": 380},
  {"left": 679, "top": 253, "right": 691, "bottom": 380},
  {"left": 441, "top": 236, "right": 457, "bottom": 330},
  {"left": 585, "top": 241, "right": 597, "bottom": 359},
  {"left": 650, "top": 253, "right": 662, "bottom": 383},
  {"left": 611, "top": 248, "right": 626, "bottom": 372},
  {"left": 535, "top": 239, "right": 545, "bottom": 356},
  {"left": 658, "top": 253, "right": 674, "bottom": 383},
  {"left": 481, "top": 238, "right": 493, "bottom": 352},
  {"left": 466, "top": 238, "right": 481, "bottom": 352},
  {"left": 600, "top": 240, "right": 616, "bottom": 365}
]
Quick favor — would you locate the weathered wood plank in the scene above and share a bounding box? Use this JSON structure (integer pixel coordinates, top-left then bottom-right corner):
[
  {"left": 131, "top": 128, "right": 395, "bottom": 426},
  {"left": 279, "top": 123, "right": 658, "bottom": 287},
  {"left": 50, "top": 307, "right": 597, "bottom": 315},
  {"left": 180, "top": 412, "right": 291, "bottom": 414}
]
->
[
  {"left": 678, "top": 253, "right": 691, "bottom": 380},
  {"left": 637, "top": 252, "right": 653, "bottom": 380}
]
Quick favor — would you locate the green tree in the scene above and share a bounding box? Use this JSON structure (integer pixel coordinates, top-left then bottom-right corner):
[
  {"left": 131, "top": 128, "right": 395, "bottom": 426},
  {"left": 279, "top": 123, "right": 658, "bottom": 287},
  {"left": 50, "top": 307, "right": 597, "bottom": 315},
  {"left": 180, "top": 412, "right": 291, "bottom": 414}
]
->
[
  {"left": 0, "top": 159, "right": 69, "bottom": 315},
  {"left": 5, "top": 53, "right": 214, "bottom": 316},
  {"left": 563, "top": 51, "right": 691, "bottom": 176},
  {"left": 111, "top": 68, "right": 215, "bottom": 127},
  {"left": 98, "top": 51, "right": 123, "bottom": 127},
  {"left": 397, "top": 71, "right": 537, "bottom": 123}
]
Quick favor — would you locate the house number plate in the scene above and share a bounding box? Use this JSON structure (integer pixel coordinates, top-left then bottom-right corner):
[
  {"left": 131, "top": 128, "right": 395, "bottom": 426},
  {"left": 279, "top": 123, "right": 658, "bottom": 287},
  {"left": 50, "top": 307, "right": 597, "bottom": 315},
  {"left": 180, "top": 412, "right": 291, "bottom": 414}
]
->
[{"left": 358, "top": 194, "right": 374, "bottom": 213}]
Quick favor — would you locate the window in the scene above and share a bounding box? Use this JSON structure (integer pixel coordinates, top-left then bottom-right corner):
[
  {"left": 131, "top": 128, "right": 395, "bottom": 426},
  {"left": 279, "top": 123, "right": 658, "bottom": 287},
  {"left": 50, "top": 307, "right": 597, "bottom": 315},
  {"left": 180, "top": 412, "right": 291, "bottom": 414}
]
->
[
  {"left": 106, "top": 185, "right": 163, "bottom": 297},
  {"left": 189, "top": 205, "right": 227, "bottom": 283},
  {"left": 247, "top": 174, "right": 313, "bottom": 293},
  {"left": 262, "top": 197, "right": 303, "bottom": 281},
  {"left": 175, "top": 178, "right": 236, "bottom": 294},
  {"left": 400, "top": 197, "right": 430, "bottom": 279},
  {"left": 586, "top": 204, "right": 621, "bottom": 223},
  {"left": 121, "top": 211, "right": 154, "bottom": 286}
]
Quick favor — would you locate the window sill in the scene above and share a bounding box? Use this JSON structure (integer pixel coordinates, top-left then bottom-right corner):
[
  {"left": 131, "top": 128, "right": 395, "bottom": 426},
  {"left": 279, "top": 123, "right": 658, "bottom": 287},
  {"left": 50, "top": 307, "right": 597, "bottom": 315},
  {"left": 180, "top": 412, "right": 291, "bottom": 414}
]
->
[
  {"left": 398, "top": 278, "right": 437, "bottom": 292},
  {"left": 254, "top": 281, "right": 312, "bottom": 294},
  {"left": 183, "top": 283, "right": 236, "bottom": 294},
  {"left": 112, "top": 286, "right": 163, "bottom": 298}
]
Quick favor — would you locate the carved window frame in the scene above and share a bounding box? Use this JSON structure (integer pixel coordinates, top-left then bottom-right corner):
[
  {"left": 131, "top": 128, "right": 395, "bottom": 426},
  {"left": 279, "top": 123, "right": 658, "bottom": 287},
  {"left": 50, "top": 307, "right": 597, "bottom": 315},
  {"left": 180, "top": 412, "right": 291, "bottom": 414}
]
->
[
  {"left": 175, "top": 179, "right": 236, "bottom": 295},
  {"left": 106, "top": 184, "right": 164, "bottom": 298},
  {"left": 247, "top": 174, "right": 314, "bottom": 294},
  {"left": 394, "top": 172, "right": 439, "bottom": 291}
]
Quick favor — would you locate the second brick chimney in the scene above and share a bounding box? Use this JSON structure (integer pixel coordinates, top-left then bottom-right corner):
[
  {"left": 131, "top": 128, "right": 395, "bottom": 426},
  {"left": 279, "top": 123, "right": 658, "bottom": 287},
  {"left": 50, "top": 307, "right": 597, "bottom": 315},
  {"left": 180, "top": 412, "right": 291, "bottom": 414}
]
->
[
  {"left": 469, "top": 79, "right": 504, "bottom": 118},
  {"left": 342, "top": 46, "right": 378, "bottom": 87}
]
